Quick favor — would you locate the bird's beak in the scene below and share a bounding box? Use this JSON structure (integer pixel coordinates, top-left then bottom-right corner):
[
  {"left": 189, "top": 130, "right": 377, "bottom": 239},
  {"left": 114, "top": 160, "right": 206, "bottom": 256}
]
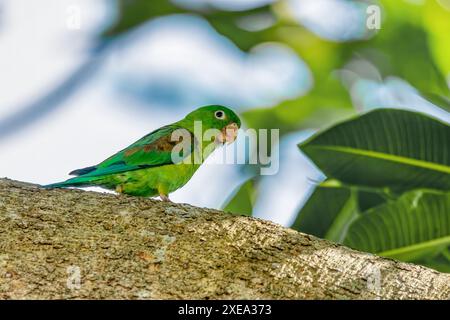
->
[{"left": 217, "top": 122, "right": 239, "bottom": 144}]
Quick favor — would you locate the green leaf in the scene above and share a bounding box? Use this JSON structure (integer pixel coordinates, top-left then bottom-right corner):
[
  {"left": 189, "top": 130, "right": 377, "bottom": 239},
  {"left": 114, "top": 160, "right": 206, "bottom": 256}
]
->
[
  {"left": 291, "top": 184, "right": 358, "bottom": 242},
  {"left": 291, "top": 181, "right": 392, "bottom": 242},
  {"left": 344, "top": 190, "right": 450, "bottom": 262},
  {"left": 222, "top": 179, "right": 256, "bottom": 216},
  {"left": 299, "top": 109, "right": 450, "bottom": 191},
  {"left": 417, "top": 248, "right": 450, "bottom": 273},
  {"left": 356, "top": 189, "right": 389, "bottom": 212},
  {"left": 422, "top": 92, "right": 450, "bottom": 112}
]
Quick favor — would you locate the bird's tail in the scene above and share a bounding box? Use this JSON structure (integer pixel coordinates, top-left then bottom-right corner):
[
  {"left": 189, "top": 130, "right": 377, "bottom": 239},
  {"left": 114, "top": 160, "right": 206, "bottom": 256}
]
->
[{"left": 43, "top": 176, "right": 97, "bottom": 189}]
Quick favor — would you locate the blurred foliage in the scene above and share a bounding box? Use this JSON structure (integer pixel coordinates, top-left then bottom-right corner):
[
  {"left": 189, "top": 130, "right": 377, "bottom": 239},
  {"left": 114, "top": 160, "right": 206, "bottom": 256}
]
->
[
  {"left": 105, "top": 0, "right": 277, "bottom": 51},
  {"left": 342, "top": 3, "right": 449, "bottom": 97},
  {"left": 223, "top": 178, "right": 257, "bottom": 216},
  {"left": 104, "top": 0, "right": 449, "bottom": 130},
  {"left": 101, "top": 0, "right": 450, "bottom": 271},
  {"left": 294, "top": 109, "right": 450, "bottom": 272},
  {"left": 104, "top": 0, "right": 183, "bottom": 36}
]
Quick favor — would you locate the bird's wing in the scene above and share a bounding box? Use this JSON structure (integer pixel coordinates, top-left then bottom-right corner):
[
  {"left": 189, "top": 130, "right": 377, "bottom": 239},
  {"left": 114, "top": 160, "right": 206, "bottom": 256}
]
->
[{"left": 72, "top": 125, "right": 196, "bottom": 178}]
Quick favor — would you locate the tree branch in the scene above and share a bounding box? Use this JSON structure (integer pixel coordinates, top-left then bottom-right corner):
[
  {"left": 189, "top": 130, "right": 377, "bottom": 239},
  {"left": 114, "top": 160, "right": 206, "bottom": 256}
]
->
[{"left": 0, "top": 178, "right": 448, "bottom": 299}]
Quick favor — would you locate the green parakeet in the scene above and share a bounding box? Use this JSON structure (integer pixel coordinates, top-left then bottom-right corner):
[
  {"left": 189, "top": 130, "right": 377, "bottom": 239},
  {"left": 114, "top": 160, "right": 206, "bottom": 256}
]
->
[{"left": 45, "top": 105, "right": 241, "bottom": 201}]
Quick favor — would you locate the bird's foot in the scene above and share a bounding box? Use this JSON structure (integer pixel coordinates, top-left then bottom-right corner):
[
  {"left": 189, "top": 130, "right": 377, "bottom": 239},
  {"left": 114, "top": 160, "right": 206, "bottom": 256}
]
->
[
  {"left": 115, "top": 185, "right": 124, "bottom": 194},
  {"left": 160, "top": 194, "right": 172, "bottom": 202}
]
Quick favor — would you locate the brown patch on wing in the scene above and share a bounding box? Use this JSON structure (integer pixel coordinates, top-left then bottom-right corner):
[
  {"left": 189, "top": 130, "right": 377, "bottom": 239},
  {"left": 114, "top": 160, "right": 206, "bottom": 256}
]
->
[
  {"left": 124, "top": 134, "right": 185, "bottom": 157},
  {"left": 143, "top": 135, "right": 178, "bottom": 152},
  {"left": 124, "top": 130, "right": 196, "bottom": 158},
  {"left": 124, "top": 147, "right": 141, "bottom": 157}
]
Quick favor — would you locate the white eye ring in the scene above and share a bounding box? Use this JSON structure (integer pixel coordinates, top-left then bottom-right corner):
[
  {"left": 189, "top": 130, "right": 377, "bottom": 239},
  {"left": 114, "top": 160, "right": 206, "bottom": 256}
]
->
[{"left": 215, "top": 110, "right": 226, "bottom": 120}]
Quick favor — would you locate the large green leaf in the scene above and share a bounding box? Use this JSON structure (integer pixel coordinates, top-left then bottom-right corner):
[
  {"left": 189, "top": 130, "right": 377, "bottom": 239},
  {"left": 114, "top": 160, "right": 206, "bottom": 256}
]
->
[
  {"left": 344, "top": 190, "right": 450, "bottom": 261},
  {"left": 299, "top": 109, "right": 450, "bottom": 191},
  {"left": 291, "top": 184, "right": 358, "bottom": 242},
  {"left": 222, "top": 179, "right": 257, "bottom": 216},
  {"left": 417, "top": 248, "right": 450, "bottom": 273},
  {"left": 291, "top": 180, "right": 392, "bottom": 242},
  {"left": 357, "top": 189, "right": 390, "bottom": 213}
]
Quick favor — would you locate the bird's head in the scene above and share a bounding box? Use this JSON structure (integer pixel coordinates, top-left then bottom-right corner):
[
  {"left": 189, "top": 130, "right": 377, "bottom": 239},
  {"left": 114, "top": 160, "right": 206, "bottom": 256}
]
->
[{"left": 182, "top": 105, "right": 241, "bottom": 144}]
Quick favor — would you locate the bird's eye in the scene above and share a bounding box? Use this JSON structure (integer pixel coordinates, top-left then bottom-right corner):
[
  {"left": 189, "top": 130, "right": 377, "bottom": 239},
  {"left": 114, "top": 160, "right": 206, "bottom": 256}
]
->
[{"left": 214, "top": 110, "right": 225, "bottom": 120}]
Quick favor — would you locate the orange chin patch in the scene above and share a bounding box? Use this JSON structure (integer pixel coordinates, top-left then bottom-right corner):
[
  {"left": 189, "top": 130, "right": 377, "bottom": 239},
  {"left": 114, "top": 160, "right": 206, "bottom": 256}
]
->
[{"left": 216, "top": 123, "right": 239, "bottom": 144}]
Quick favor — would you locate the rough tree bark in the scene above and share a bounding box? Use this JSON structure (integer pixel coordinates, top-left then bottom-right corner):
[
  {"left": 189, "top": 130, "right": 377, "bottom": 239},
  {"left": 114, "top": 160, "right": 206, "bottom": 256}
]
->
[{"left": 0, "top": 178, "right": 448, "bottom": 300}]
